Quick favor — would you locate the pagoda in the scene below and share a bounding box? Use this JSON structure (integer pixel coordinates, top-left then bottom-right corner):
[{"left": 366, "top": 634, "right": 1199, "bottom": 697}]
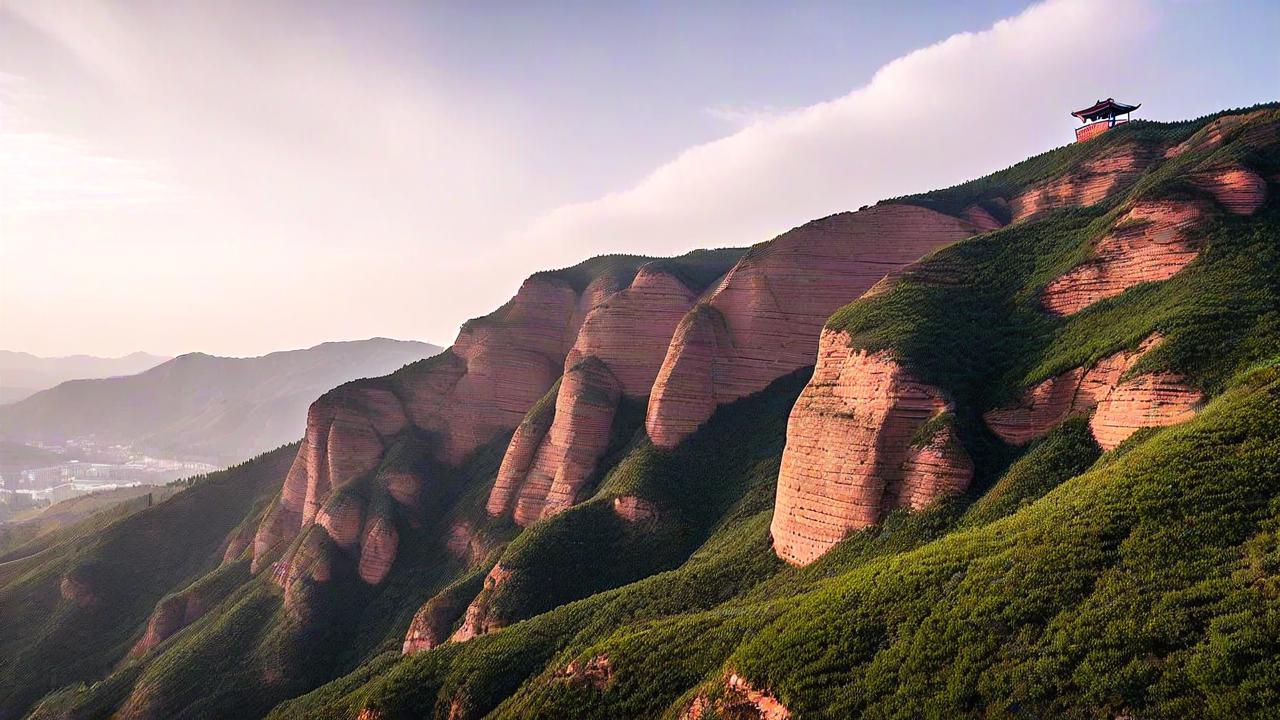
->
[{"left": 1071, "top": 98, "right": 1140, "bottom": 142}]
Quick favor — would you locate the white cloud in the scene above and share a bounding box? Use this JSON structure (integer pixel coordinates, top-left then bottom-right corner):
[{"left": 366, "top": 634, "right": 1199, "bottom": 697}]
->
[{"left": 514, "top": 0, "right": 1159, "bottom": 265}]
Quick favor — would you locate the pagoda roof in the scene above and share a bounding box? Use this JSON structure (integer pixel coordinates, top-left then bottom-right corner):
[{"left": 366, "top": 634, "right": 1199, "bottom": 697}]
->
[{"left": 1072, "top": 98, "right": 1140, "bottom": 122}]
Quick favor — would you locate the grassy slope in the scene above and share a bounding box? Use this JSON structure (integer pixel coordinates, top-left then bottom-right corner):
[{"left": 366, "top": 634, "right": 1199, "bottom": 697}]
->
[{"left": 0, "top": 444, "right": 294, "bottom": 719}]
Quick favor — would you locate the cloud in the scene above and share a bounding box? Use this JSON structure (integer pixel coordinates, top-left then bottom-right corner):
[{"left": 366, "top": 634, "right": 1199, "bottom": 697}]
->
[{"left": 514, "top": 0, "right": 1158, "bottom": 265}]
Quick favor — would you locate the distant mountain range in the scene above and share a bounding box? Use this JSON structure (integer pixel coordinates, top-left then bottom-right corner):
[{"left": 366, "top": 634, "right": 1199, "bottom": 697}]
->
[
  {"left": 0, "top": 350, "right": 169, "bottom": 404},
  {"left": 0, "top": 339, "right": 441, "bottom": 465}
]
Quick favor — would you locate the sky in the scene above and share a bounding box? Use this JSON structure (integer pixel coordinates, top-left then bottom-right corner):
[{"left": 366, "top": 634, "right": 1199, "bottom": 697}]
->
[{"left": 0, "top": 0, "right": 1276, "bottom": 358}]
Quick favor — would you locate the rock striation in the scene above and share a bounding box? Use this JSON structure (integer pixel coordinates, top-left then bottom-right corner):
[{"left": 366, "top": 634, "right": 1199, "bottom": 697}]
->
[
  {"left": 984, "top": 334, "right": 1201, "bottom": 449},
  {"left": 508, "top": 359, "right": 622, "bottom": 525},
  {"left": 450, "top": 564, "right": 513, "bottom": 643},
  {"left": 253, "top": 273, "right": 613, "bottom": 581},
  {"left": 487, "top": 265, "right": 716, "bottom": 525},
  {"left": 984, "top": 335, "right": 1160, "bottom": 445},
  {"left": 1191, "top": 163, "right": 1268, "bottom": 215},
  {"left": 1041, "top": 200, "right": 1204, "bottom": 316},
  {"left": 1010, "top": 142, "right": 1154, "bottom": 223},
  {"left": 647, "top": 205, "right": 978, "bottom": 448},
  {"left": 769, "top": 331, "right": 972, "bottom": 566},
  {"left": 1089, "top": 373, "right": 1202, "bottom": 450}
]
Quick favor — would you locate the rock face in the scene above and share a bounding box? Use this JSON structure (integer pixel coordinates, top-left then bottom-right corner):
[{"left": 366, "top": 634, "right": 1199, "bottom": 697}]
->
[
  {"left": 485, "top": 359, "right": 623, "bottom": 526},
  {"left": 450, "top": 564, "right": 513, "bottom": 643},
  {"left": 1041, "top": 200, "right": 1203, "bottom": 316},
  {"left": 1010, "top": 142, "right": 1153, "bottom": 223},
  {"left": 566, "top": 268, "right": 699, "bottom": 396},
  {"left": 1089, "top": 373, "right": 1202, "bottom": 450},
  {"left": 984, "top": 336, "right": 1161, "bottom": 444},
  {"left": 985, "top": 334, "right": 1200, "bottom": 449},
  {"left": 130, "top": 587, "right": 210, "bottom": 656},
  {"left": 1191, "top": 164, "right": 1268, "bottom": 215},
  {"left": 681, "top": 674, "right": 791, "bottom": 720},
  {"left": 647, "top": 205, "right": 978, "bottom": 448},
  {"left": 487, "top": 267, "right": 711, "bottom": 525},
  {"left": 770, "top": 331, "right": 972, "bottom": 566},
  {"left": 612, "top": 495, "right": 658, "bottom": 522},
  {"left": 253, "top": 273, "right": 609, "bottom": 580},
  {"left": 555, "top": 655, "right": 614, "bottom": 690}
]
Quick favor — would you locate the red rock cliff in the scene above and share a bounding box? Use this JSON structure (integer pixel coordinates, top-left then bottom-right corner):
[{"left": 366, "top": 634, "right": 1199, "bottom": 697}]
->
[
  {"left": 487, "top": 266, "right": 708, "bottom": 524},
  {"left": 770, "top": 330, "right": 972, "bottom": 566},
  {"left": 646, "top": 205, "right": 978, "bottom": 448},
  {"left": 985, "top": 334, "right": 1201, "bottom": 449},
  {"left": 253, "top": 275, "right": 598, "bottom": 579},
  {"left": 1041, "top": 200, "right": 1204, "bottom": 316}
]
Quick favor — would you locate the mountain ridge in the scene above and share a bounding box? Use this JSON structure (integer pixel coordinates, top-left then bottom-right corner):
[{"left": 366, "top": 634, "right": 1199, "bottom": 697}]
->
[{"left": 1, "top": 103, "right": 1276, "bottom": 720}]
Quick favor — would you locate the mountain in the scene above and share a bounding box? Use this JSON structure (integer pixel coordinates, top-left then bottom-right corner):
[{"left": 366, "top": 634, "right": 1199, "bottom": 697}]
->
[
  {"left": 0, "top": 105, "right": 1277, "bottom": 720},
  {"left": 0, "top": 339, "right": 442, "bottom": 466},
  {"left": 0, "top": 351, "right": 168, "bottom": 404}
]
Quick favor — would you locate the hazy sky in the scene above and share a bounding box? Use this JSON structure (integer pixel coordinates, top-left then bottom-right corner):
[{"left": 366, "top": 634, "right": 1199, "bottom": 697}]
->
[{"left": 1, "top": 0, "right": 1276, "bottom": 357}]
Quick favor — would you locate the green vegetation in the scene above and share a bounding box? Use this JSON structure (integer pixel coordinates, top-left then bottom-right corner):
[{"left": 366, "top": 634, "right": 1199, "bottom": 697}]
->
[
  {"left": 5, "top": 106, "right": 1277, "bottom": 720},
  {"left": 0, "top": 444, "right": 295, "bottom": 719}
]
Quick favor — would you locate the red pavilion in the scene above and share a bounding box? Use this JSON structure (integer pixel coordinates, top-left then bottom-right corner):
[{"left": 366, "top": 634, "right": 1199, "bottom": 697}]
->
[{"left": 1072, "top": 98, "right": 1140, "bottom": 142}]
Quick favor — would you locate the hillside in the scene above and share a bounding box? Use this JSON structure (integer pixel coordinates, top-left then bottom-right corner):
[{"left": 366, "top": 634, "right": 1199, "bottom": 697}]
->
[
  {"left": 0, "top": 105, "right": 1276, "bottom": 720},
  {"left": 0, "top": 339, "right": 442, "bottom": 466},
  {"left": 0, "top": 352, "right": 168, "bottom": 405}
]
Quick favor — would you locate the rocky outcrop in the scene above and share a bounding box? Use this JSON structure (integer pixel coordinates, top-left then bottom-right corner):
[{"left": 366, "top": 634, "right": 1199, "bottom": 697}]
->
[
  {"left": 566, "top": 268, "right": 700, "bottom": 396},
  {"left": 487, "top": 266, "right": 713, "bottom": 524},
  {"left": 961, "top": 204, "right": 1005, "bottom": 233},
  {"left": 647, "top": 205, "right": 978, "bottom": 448},
  {"left": 1041, "top": 200, "right": 1203, "bottom": 316},
  {"left": 59, "top": 573, "right": 99, "bottom": 610},
  {"left": 1191, "top": 164, "right": 1267, "bottom": 215},
  {"left": 1089, "top": 373, "right": 1201, "bottom": 450},
  {"left": 1011, "top": 142, "right": 1154, "bottom": 223},
  {"left": 555, "top": 654, "right": 614, "bottom": 690},
  {"left": 984, "top": 335, "right": 1163, "bottom": 445},
  {"left": 491, "top": 359, "right": 622, "bottom": 526},
  {"left": 254, "top": 272, "right": 614, "bottom": 580},
  {"left": 985, "top": 335, "right": 1201, "bottom": 449},
  {"left": 681, "top": 674, "right": 791, "bottom": 720},
  {"left": 130, "top": 588, "right": 210, "bottom": 656},
  {"left": 1165, "top": 109, "right": 1279, "bottom": 158},
  {"left": 357, "top": 515, "right": 399, "bottom": 585},
  {"left": 612, "top": 495, "right": 658, "bottom": 522},
  {"left": 896, "top": 422, "right": 974, "bottom": 512},
  {"left": 444, "top": 520, "right": 487, "bottom": 565},
  {"left": 450, "top": 564, "right": 513, "bottom": 643},
  {"left": 770, "top": 332, "right": 972, "bottom": 566},
  {"left": 402, "top": 585, "right": 473, "bottom": 654}
]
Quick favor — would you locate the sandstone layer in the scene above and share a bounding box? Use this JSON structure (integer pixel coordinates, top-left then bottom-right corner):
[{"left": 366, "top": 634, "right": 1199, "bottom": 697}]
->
[
  {"left": 1191, "top": 163, "right": 1267, "bottom": 215},
  {"left": 769, "top": 331, "right": 972, "bottom": 566},
  {"left": 450, "top": 564, "right": 513, "bottom": 643},
  {"left": 253, "top": 274, "right": 609, "bottom": 581},
  {"left": 486, "top": 266, "right": 712, "bottom": 524},
  {"left": 647, "top": 204, "right": 978, "bottom": 448},
  {"left": 1010, "top": 142, "right": 1154, "bottom": 223},
  {"left": 985, "top": 334, "right": 1200, "bottom": 449},
  {"left": 1089, "top": 373, "right": 1202, "bottom": 450},
  {"left": 489, "top": 359, "right": 622, "bottom": 526},
  {"left": 984, "top": 335, "right": 1163, "bottom": 445},
  {"left": 1041, "top": 200, "right": 1203, "bottom": 316}
]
